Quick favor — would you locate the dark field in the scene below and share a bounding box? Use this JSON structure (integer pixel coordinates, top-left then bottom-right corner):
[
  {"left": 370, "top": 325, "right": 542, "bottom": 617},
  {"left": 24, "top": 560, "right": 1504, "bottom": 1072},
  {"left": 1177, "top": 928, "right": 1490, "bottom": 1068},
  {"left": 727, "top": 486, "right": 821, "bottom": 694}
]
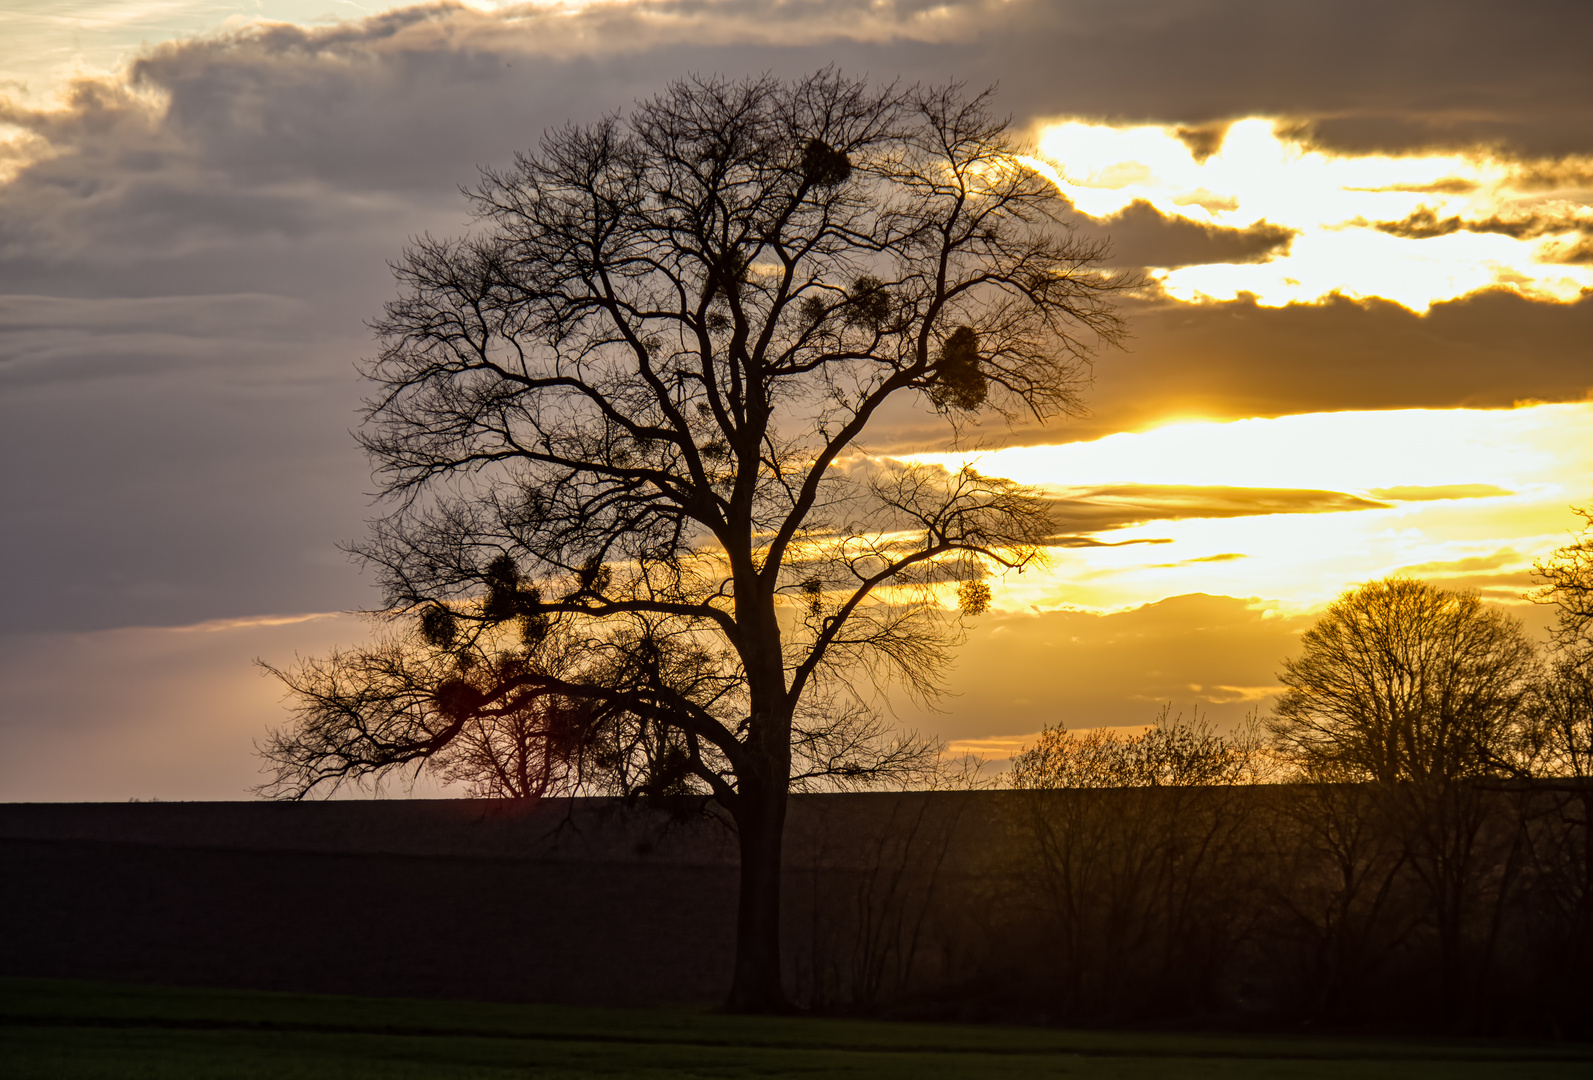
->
[
  {"left": 7, "top": 793, "right": 1593, "bottom": 1035},
  {"left": 6, "top": 978, "right": 1593, "bottom": 1079}
]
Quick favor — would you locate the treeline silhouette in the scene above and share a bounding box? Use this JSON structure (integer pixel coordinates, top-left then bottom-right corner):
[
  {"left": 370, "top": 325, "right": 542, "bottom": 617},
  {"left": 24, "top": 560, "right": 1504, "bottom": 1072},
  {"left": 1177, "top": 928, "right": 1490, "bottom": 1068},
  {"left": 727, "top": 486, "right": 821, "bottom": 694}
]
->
[
  {"left": 2, "top": 785, "right": 1587, "bottom": 1033},
  {"left": 780, "top": 774, "right": 1591, "bottom": 1035},
  {"left": 787, "top": 563, "right": 1593, "bottom": 1034}
]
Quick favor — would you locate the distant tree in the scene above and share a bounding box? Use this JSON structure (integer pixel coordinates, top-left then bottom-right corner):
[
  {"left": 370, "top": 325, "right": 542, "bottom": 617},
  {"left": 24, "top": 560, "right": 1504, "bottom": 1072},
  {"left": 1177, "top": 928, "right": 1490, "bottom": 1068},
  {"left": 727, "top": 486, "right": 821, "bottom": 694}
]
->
[
  {"left": 1270, "top": 577, "right": 1542, "bottom": 1011},
  {"left": 1527, "top": 655, "right": 1593, "bottom": 969},
  {"left": 1535, "top": 660, "right": 1593, "bottom": 782},
  {"left": 1253, "top": 775, "right": 1422, "bottom": 1021},
  {"left": 1268, "top": 577, "right": 1538, "bottom": 784},
  {"left": 257, "top": 71, "right": 1127, "bottom": 1011},
  {"left": 1008, "top": 706, "right": 1270, "bottom": 790},
  {"left": 1007, "top": 708, "right": 1267, "bottom": 1015},
  {"left": 1535, "top": 506, "right": 1593, "bottom": 665},
  {"left": 1523, "top": 508, "right": 1593, "bottom": 996},
  {"left": 1532, "top": 506, "right": 1593, "bottom": 778}
]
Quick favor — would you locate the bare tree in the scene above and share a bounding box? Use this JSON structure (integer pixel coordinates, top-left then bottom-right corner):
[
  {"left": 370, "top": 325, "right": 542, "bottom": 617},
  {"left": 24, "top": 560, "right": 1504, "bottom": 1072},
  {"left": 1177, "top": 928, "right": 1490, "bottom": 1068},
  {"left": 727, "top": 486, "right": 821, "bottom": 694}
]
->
[
  {"left": 1006, "top": 709, "right": 1267, "bottom": 1017},
  {"left": 1255, "top": 777, "right": 1419, "bottom": 1021},
  {"left": 1269, "top": 577, "right": 1538, "bottom": 785},
  {"left": 260, "top": 610, "right": 720, "bottom": 802},
  {"left": 1008, "top": 705, "right": 1272, "bottom": 790},
  {"left": 257, "top": 71, "right": 1126, "bottom": 1011},
  {"left": 1523, "top": 507, "right": 1593, "bottom": 1001},
  {"left": 1269, "top": 577, "right": 1540, "bottom": 1014},
  {"left": 1535, "top": 506, "right": 1593, "bottom": 665},
  {"left": 1532, "top": 506, "right": 1593, "bottom": 779}
]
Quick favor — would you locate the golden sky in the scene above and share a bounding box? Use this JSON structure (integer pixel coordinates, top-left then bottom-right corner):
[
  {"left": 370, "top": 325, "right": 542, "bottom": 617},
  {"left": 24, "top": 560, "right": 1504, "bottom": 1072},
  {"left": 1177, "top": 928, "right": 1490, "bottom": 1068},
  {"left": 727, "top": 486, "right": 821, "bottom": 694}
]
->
[
  {"left": 1, "top": 0, "right": 1589, "bottom": 798},
  {"left": 1029, "top": 118, "right": 1593, "bottom": 309},
  {"left": 889, "top": 403, "right": 1590, "bottom": 760},
  {"left": 913, "top": 403, "right": 1592, "bottom": 615}
]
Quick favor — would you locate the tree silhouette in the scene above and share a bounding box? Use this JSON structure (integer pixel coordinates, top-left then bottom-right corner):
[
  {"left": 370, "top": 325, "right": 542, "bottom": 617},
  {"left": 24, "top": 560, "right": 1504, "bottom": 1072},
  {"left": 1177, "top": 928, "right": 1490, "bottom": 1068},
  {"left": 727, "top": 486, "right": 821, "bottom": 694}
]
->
[
  {"left": 1269, "top": 577, "right": 1537, "bottom": 784},
  {"left": 1536, "top": 506, "right": 1593, "bottom": 667},
  {"left": 1009, "top": 706, "right": 1271, "bottom": 789},
  {"left": 1268, "top": 577, "right": 1541, "bottom": 1006},
  {"left": 258, "top": 71, "right": 1126, "bottom": 1011},
  {"left": 1532, "top": 509, "right": 1593, "bottom": 781}
]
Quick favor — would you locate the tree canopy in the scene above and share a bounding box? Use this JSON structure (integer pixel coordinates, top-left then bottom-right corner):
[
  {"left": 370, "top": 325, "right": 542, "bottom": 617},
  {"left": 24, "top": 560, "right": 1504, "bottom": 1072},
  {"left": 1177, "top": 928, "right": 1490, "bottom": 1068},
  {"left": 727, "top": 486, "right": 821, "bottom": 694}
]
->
[
  {"left": 1534, "top": 506, "right": 1593, "bottom": 779},
  {"left": 1009, "top": 706, "right": 1271, "bottom": 790},
  {"left": 1268, "top": 577, "right": 1537, "bottom": 785},
  {"left": 258, "top": 71, "right": 1128, "bottom": 1010}
]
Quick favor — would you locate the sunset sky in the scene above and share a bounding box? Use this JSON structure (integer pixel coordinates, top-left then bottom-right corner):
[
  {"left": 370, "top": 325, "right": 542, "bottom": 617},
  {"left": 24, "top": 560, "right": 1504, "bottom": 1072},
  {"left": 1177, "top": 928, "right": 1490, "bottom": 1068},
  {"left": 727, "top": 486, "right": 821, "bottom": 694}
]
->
[{"left": 2, "top": 1, "right": 1590, "bottom": 800}]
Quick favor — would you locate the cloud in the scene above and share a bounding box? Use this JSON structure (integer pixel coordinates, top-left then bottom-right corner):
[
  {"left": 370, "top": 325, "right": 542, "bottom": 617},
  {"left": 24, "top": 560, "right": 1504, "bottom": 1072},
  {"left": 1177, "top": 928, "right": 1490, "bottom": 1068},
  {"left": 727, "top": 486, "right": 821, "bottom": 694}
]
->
[
  {"left": 900, "top": 583, "right": 1562, "bottom": 754},
  {"left": 1547, "top": 237, "right": 1593, "bottom": 264},
  {"left": 1348, "top": 179, "right": 1481, "bottom": 195},
  {"left": 1373, "top": 206, "right": 1589, "bottom": 242},
  {"left": 1394, "top": 549, "right": 1529, "bottom": 574},
  {"left": 0, "top": 0, "right": 1585, "bottom": 801},
  {"left": 1367, "top": 484, "right": 1513, "bottom": 502},
  {"left": 0, "top": 293, "right": 316, "bottom": 384},
  {"left": 1387, "top": 549, "right": 1542, "bottom": 605},
  {"left": 1045, "top": 484, "right": 1388, "bottom": 538},
  {"left": 0, "top": 364, "right": 374, "bottom": 633},
  {"left": 1059, "top": 290, "right": 1593, "bottom": 445},
  {"left": 1032, "top": 117, "right": 1593, "bottom": 309},
  {"left": 1080, "top": 199, "right": 1296, "bottom": 268},
  {"left": 860, "top": 289, "right": 1593, "bottom": 455},
  {"left": 1512, "top": 159, "right": 1593, "bottom": 192},
  {"left": 1148, "top": 553, "right": 1248, "bottom": 568},
  {"left": 0, "top": 592, "right": 1296, "bottom": 801},
  {"left": 1173, "top": 124, "right": 1229, "bottom": 164},
  {"left": 1049, "top": 536, "right": 1175, "bottom": 549},
  {"left": 0, "top": 0, "right": 1589, "bottom": 640}
]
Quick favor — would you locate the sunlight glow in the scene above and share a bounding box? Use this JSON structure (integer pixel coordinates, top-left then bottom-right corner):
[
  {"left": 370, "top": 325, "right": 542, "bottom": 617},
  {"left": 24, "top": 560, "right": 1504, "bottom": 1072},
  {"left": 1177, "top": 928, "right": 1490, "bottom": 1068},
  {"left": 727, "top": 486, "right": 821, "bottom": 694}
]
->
[
  {"left": 1030, "top": 118, "right": 1593, "bottom": 310},
  {"left": 906, "top": 403, "right": 1593, "bottom": 616}
]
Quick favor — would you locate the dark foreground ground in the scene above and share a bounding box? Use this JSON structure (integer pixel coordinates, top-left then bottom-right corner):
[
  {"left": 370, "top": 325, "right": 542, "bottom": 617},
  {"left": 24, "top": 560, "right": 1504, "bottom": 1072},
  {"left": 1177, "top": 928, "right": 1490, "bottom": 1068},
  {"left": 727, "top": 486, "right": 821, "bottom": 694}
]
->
[{"left": 4, "top": 978, "right": 1592, "bottom": 1079}]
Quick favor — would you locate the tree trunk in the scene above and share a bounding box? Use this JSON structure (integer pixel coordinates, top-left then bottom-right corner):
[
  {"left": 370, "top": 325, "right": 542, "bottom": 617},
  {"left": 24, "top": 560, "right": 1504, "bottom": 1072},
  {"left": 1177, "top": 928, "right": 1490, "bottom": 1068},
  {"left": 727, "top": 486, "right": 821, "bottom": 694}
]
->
[{"left": 727, "top": 771, "right": 791, "bottom": 1012}]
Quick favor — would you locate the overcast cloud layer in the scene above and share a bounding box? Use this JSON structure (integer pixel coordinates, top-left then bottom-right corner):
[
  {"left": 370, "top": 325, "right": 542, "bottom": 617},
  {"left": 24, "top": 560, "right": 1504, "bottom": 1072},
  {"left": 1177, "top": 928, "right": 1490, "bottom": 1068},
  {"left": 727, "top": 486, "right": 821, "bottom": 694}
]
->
[
  {"left": 2, "top": 0, "right": 1589, "bottom": 635},
  {"left": 1, "top": 0, "right": 1590, "bottom": 798}
]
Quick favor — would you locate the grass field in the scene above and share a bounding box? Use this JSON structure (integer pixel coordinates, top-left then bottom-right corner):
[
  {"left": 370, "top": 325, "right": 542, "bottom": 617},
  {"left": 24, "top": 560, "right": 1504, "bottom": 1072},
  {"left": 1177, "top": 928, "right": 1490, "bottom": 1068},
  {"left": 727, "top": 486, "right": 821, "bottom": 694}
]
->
[{"left": 4, "top": 977, "right": 1592, "bottom": 1078}]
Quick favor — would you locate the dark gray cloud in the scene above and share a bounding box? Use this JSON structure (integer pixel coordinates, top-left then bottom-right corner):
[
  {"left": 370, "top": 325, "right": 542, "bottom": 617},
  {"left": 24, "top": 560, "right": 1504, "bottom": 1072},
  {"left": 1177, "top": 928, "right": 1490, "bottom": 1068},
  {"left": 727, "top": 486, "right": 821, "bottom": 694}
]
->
[
  {"left": 1085, "top": 290, "right": 1593, "bottom": 437},
  {"left": 1554, "top": 238, "right": 1593, "bottom": 264},
  {"left": 1373, "top": 206, "right": 1588, "bottom": 243},
  {"left": 868, "top": 288, "right": 1593, "bottom": 453},
  {"left": 0, "top": 0, "right": 1589, "bottom": 638},
  {"left": 1077, "top": 199, "right": 1296, "bottom": 268},
  {"left": 1173, "top": 125, "right": 1229, "bottom": 163},
  {"left": 978, "top": 0, "right": 1593, "bottom": 157},
  {"left": 0, "top": 352, "right": 372, "bottom": 632},
  {"left": 0, "top": 294, "right": 314, "bottom": 384}
]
